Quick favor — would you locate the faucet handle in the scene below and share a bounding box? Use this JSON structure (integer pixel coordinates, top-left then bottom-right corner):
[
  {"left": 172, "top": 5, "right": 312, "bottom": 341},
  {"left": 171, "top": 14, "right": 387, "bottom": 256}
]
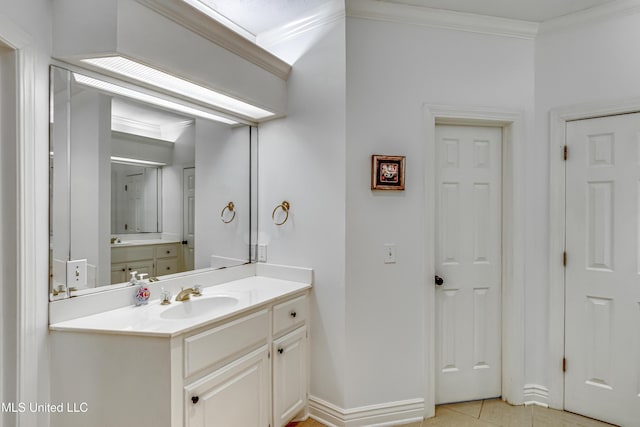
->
[
  {"left": 193, "top": 284, "right": 202, "bottom": 296},
  {"left": 160, "top": 287, "right": 171, "bottom": 305}
]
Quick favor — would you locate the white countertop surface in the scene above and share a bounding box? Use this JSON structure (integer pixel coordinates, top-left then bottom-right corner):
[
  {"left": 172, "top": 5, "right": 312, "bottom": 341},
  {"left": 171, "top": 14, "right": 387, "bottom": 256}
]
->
[
  {"left": 49, "top": 276, "right": 310, "bottom": 338},
  {"left": 110, "top": 239, "right": 180, "bottom": 247}
]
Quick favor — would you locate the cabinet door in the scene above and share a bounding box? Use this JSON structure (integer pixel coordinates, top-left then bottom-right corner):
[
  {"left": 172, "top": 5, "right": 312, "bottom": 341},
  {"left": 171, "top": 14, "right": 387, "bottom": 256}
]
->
[
  {"left": 110, "top": 263, "right": 128, "bottom": 284},
  {"left": 126, "top": 260, "right": 154, "bottom": 278},
  {"left": 185, "top": 346, "right": 269, "bottom": 427},
  {"left": 156, "top": 258, "right": 178, "bottom": 276},
  {"left": 273, "top": 326, "right": 307, "bottom": 427}
]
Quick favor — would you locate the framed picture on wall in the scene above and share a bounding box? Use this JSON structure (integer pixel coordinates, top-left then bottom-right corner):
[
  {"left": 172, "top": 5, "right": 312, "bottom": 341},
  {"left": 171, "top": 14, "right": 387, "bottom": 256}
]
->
[{"left": 371, "top": 155, "right": 405, "bottom": 190}]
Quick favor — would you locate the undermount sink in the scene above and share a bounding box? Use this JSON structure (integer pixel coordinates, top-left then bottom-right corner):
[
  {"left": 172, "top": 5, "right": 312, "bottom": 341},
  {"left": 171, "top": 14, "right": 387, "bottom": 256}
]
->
[{"left": 160, "top": 295, "right": 239, "bottom": 319}]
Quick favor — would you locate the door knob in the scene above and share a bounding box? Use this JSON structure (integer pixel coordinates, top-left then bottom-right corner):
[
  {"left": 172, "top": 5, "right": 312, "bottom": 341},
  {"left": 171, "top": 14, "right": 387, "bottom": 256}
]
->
[{"left": 435, "top": 275, "right": 444, "bottom": 286}]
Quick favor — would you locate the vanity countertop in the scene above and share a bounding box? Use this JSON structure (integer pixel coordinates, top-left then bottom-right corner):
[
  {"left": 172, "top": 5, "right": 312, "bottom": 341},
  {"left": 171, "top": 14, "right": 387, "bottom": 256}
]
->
[
  {"left": 49, "top": 276, "right": 311, "bottom": 338},
  {"left": 110, "top": 239, "right": 180, "bottom": 247}
]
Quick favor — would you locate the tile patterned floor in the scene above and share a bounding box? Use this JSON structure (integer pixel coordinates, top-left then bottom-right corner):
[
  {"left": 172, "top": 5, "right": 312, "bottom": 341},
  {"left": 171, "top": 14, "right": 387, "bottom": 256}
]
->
[{"left": 291, "top": 399, "right": 618, "bottom": 427}]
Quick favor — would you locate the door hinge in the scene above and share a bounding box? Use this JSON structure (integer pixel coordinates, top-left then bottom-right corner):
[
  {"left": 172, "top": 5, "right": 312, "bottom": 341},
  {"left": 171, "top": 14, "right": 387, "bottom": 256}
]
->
[
  {"left": 563, "top": 357, "right": 567, "bottom": 372},
  {"left": 125, "top": 184, "right": 128, "bottom": 191},
  {"left": 563, "top": 251, "right": 567, "bottom": 267},
  {"left": 563, "top": 145, "right": 568, "bottom": 161}
]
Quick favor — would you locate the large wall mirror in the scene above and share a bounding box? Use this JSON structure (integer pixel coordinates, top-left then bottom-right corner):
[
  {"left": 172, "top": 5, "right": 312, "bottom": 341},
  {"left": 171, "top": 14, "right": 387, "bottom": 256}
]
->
[{"left": 49, "top": 65, "right": 257, "bottom": 298}]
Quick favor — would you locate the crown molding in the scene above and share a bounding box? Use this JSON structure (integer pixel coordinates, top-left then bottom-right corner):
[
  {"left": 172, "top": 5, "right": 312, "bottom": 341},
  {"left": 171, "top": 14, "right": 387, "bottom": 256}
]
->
[
  {"left": 345, "top": 0, "right": 539, "bottom": 40},
  {"left": 539, "top": 0, "right": 640, "bottom": 34},
  {"left": 257, "top": 0, "right": 345, "bottom": 49},
  {"left": 112, "top": 116, "right": 192, "bottom": 140},
  {"left": 134, "top": 0, "right": 291, "bottom": 79}
]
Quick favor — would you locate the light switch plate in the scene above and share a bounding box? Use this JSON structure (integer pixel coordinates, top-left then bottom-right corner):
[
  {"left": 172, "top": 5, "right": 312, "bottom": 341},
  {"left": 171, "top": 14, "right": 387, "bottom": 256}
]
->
[
  {"left": 67, "top": 259, "right": 87, "bottom": 288},
  {"left": 384, "top": 244, "right": 396, "bottom": 264},
  {"left": 257, "top": 244, "right": 267, "bottom": 262}
]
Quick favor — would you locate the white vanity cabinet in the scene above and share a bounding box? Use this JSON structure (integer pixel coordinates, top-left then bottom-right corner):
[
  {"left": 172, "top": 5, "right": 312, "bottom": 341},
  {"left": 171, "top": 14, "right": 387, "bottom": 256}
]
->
[
  {"left": 182, "top": 309, "right": 270, "bottom": 427},
  {"left": 110, "top": 242, "right": 181, "bottom": 283},
  {"left": 184, "top": 346, "right": 270, "bottom": 427},
  {"left": 273, "top": 326, "right": 308, "bottom": 427},
  {"left": 50, "top": 289, "right": 309, "bottom": 427},
  {"left": 272, "top": 295, "right": 309, "bottom": 427}
]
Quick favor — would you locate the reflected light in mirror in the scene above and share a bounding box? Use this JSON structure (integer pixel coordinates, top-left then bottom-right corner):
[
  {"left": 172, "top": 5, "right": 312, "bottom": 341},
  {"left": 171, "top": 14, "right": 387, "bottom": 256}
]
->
[
  {"left": 72, "top": 73, "right": 239, "bottom": 125},
  {"left": 110, "top": 156, "right": 167, "bottom": 167},
  {"left": 81, "top": 56, "right": 276, "bottom": 120}
]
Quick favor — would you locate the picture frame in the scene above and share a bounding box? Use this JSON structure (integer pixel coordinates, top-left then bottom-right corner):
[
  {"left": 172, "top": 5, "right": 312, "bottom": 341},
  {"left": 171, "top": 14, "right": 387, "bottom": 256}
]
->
[{"left": 371, "top": 155, "right": 405, "bottom": 190}]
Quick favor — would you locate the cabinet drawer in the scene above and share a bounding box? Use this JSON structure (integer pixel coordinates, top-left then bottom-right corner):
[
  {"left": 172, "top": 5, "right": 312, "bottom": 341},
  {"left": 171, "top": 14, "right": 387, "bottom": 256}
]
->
[
  {"left": 184, "top": 309, "right": 269, "bottom": 378},
  {"left": 273, "top": 295, "right": 308, "bottom": 337},
  {"left": 156, "top": 244, "right": 178, "bottom": 258},
  {"left": 156, "top": 258, "right": 178, "bottom": 275},
  {"left": 111, "top": 246, "right": 154, "bottom": 263}
]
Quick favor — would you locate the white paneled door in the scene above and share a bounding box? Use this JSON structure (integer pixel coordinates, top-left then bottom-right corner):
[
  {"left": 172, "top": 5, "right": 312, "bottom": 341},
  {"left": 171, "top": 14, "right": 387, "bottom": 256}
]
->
[
  {"left": 565, "top": 113, "right": 640, "bottom": 427},
  {"left": 434, "top": 125, "right": 502, "bottom": 404},
  {"left": 183, "top": 167, "right": 195, "bottom": 271}
]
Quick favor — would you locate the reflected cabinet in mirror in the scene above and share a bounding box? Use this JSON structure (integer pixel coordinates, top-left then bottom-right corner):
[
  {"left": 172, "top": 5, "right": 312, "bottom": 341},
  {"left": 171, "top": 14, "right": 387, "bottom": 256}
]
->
[{"left": 49, "top": 65, "right": 256, "bottom": 298}]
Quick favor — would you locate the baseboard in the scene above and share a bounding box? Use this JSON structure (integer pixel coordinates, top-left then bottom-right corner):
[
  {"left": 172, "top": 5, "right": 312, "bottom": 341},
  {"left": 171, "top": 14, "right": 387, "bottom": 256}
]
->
[
  {"left": 523, "top": 384, "right": 549, "bottom": 407},
  {"left": 308, "top": 395, "right": 424, "bottom": 427}
]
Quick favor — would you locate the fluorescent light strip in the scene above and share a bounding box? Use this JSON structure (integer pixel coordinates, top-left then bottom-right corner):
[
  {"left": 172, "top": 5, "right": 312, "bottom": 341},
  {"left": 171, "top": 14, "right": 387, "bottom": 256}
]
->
[
  {"left": 110, "top": 156, "right": 166, "bottom": 166},
  {"left": 72, "top": 73, "right": 238, "bottom": 125},
  {"left": 81, "top": 56, "right": 275, "bottom": 120}
]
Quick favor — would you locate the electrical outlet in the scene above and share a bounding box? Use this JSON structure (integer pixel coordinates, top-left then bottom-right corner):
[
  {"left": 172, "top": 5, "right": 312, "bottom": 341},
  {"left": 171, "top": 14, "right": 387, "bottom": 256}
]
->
[
  {"left": 257, "top": 244, "right": 267, "bottom": 262},
  {"left": 384, "top": 244, "right": 396, "bottom": 264},
  {"left": 67, "top": 259, "right": 87, "bottom": 288}
]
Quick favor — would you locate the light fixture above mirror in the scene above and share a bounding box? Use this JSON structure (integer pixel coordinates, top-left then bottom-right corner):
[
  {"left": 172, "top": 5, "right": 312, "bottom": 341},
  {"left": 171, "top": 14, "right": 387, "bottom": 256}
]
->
[
  {"left": 80, "top": 56, "right": 276, "bottom": 122},
  {"left": 73, "top": 72, "right": 239, "bottom": 125}
]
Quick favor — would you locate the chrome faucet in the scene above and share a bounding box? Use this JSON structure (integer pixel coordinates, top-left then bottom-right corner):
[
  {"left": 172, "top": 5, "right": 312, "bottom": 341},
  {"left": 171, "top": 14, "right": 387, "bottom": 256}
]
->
[{"left": 175, "top": 286, "right": 201, "bottom": 302}]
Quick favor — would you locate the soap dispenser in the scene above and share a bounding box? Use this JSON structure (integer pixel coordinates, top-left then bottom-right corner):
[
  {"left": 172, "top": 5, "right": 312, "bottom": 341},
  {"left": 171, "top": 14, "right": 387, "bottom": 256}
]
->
[{"left": 134, "top": 272, "right": 150, "bottom": 306}]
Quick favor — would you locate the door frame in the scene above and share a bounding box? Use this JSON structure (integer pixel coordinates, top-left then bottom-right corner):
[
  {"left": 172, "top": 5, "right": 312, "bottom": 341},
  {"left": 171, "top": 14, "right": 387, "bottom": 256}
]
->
[
  {"left": 0, "top": 14, "right": 39, "bottom": 427},
  {"left": 548, "top": 97, "right": 640, "bottom": 410},
  {"left": 423, "top": 105, "right": 526, "bottom": 417}
]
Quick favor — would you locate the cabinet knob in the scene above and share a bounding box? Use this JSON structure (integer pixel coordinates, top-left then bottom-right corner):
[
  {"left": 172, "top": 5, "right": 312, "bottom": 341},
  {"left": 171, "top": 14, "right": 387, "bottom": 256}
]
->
[
  {"left": 191, "top": 396, "right": 199, "bottom": 404},
  {"left": 290, "top": 311, "right": 297, "bottom": 318},
  {"left": 166, "top": 266, "right": 170, "bottom": 270},
  {"left": 166, "top": 250, "right": 171, "bottom": 254},
  {"left": 277, "top": 348, "right": 284, "bottom": 354}
]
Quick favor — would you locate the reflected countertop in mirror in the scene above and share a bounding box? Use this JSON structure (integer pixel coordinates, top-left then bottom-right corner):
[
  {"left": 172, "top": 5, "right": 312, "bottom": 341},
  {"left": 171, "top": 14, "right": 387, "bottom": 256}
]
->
[{"left": 49, "top": 65, "right": 257, "bottom": 299}]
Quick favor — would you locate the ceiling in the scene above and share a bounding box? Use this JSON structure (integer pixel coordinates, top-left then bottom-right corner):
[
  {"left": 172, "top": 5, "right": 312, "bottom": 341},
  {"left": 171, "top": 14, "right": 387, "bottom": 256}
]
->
[
  {"left": 201, "top": 0, "right": 620, "bottom": 37},
  {"left": 110, "top": 0, "right": 620, "bottom": 130}
]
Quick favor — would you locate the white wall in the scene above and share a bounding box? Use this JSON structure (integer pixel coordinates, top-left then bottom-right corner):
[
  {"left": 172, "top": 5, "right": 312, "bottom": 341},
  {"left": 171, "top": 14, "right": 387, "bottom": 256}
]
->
[
  {"left": 195, "top": 121, "right": 252, "bottom": 269},
  {"left": 162, "top": 123, "right": 195, "bottom": 241},
  {"left": 258, "top": 18, "right": 348, "bottom": 406},
  {"left": 69, "top": 91, "right": 111, "bottom": 287},
  {"left": 0, "top": 1, "right": 53, "bottom": 427},
  {"left": 531, "top": 11, "right": 640, "bottom": 391},
  {"left": 344, "top": 17, "right": 535, "bottom": 408}
]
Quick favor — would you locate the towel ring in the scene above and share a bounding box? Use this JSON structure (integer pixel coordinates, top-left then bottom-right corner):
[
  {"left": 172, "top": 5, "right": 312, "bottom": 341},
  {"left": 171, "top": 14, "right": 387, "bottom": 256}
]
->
[
  {"left": 272, "top": 201, "right": 290, "bottom": 226},
  {"left": 221, "top": 201, "right": 236, "bottom": 224}
]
